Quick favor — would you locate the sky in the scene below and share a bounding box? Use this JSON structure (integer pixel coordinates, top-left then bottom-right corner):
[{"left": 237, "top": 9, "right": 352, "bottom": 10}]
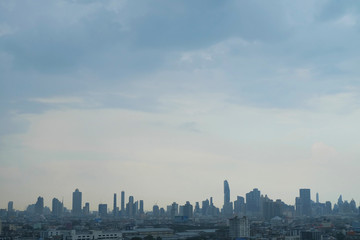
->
[{"left": 1, "top": 0, "right": 360, "bottom": 211}]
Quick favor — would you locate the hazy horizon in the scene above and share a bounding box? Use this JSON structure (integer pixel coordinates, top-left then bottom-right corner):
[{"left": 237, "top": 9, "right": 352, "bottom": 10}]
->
[{"left": 1, "top": 0, "right": 360, "bottom": 211}]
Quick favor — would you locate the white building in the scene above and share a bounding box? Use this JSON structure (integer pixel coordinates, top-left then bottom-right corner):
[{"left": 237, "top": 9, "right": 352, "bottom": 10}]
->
[{"left": 229, "top": 216, "right": 250, "bottom": 239}]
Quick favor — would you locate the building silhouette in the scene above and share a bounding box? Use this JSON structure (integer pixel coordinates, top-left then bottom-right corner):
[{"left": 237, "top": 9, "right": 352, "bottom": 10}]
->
[
  {"left": 246, "top": 188, "right": 261, "bottom": 216},
  {"left": 52, "top": 198, "right": 63, "bottom": 216},
  {"left": 98, "top": 204, "right": 107, "bottom": 217},
  {"left": 72, "top": 188, "right": 82, "bottom": 216},
  {"left": 35, "top": 196, "right": 44, "bottom": 215},
  {"left": 223, "top": 180, "right": 233, "bottom": 217},
  {"left": 300, "top": 188, "right": 311, "bottom": 217},
  {"left": 113, "top": 193, "right": 117, "bottom": 216}
]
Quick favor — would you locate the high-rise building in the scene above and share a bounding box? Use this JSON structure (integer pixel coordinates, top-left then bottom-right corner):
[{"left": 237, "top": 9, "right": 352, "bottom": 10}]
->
[
  {"left": 113, "top": 193, "right": 117, "bottom": 216},
  {"left": 98, "top": 204, "right": 107, "bottom": 217},
  {"left": 246, "top": 188, "right": 261, "bottom": 216},
  {"left": 121, "top": 191, "right": 125, "bottom": 215},
  {"left": 183, "top": 201, "right": 193, "bottom": 219},
  {"left": 35, "top": 196, "right": 44, "bottom": 215},
  {"left": 299, "top": 188, "right": 311, "bottom": 217},
  {"left": 72, "top": 189, "right": 82, "bottom": 216},
  {"left": 83, "top": 202, "right": 90, "bottom": 215},
  {"left": 139, "top": 200, "right": 144, "bottom": 214},
  {"left": 8, "top": 201, "right": 13, "bottom": 212},
  {"left": 223, "top": 180, "right": 233, "bottom": 217},
  {"left": 153, "top": 205, "right": 159, "bottom": 217},
  {"left": 52, "top": 198, "right": 63, "bottom": 216},
  {"left": 229, "top": 216, "right": 250, "bottom": 239},
  {"left": 234, "top": 196, "right": 245, "bottom": 217}
]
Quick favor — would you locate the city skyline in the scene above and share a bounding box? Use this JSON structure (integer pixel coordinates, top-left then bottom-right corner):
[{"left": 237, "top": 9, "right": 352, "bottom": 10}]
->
[
  {"left": 1, "top": 1, "right": 360, "bottom": 211},
  {"left": 1, "top": 184, "right": 358, "bottom": 212}
]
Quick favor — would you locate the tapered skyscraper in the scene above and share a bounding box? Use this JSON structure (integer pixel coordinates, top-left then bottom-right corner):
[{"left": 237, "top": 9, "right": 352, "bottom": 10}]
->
[
  {"left": 223, "top": 180, "right": 233, "bottom": 216},
  {"left": 224, "top": 180, "right": 230, "bottom": 204}
]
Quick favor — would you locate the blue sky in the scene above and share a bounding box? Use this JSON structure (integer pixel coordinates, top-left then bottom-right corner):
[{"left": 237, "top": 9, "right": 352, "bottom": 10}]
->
[{"left": 1, "top": 0, "right": 360, "bottom": 211}]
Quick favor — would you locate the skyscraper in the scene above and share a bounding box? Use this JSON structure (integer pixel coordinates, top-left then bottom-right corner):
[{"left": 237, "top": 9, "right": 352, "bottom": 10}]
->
[
  {"left": 223, "top": 180, "right": 233, "bottom": 217},
  {"left": 72, "top": 188, "right": 82, "bottom": 216},
  {"left": 35, "top": 196, "right": 44, "bottom": 215},
  {"left": 246, "top": 188, "right": 261, "bottom": 216},
  {"left": 98, "top": 204, "right": 107, "bottom": 217},
  {"left": 139, "top": 200, "right": 144, "bottom": 214},
  {"left": 299, "top": 188, "right": 311, "bottom": 217},
  {"left": 8, "top": 201, "right": 13, "bottom": 212},
  {"left": 52, "top": 198, "right": 63, "bottom": 216},
  {"left": 113, "top": 193, "right": 117, "bottom": 216},
  {"left": 121, "top": 191, "right": 125, "bottom": 215}
]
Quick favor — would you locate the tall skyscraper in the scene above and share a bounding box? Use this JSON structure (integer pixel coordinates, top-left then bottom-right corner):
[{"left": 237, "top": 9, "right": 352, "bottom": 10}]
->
[
  {"left": 98, "top": 204, "right": 107, "bottom": 217},
  {"left": 83, "top": 202, "right": 90, "bottom": 215},
  {"left": 246, "top": 188, "right": 261, "bottom": 216},
  {"left": 183, "top": 201, "right": 193, "bottom": 219},
  {"left": 121, "top": 191, "right": 125, "bottom": 215},
  {"left": 52, "top": 198, "right": 63, "bottom": 216},
  {"left": 299, "top": 188, "right": 311, "bottom": 217},
  {"left": 8, "top": 201, "right": 13, "bottom": 212},
  {"left": 35, "top": 196, "right": 44, "bottom": 215},
  {"left": 223, "top": 180, "right": 233, "bottom": 217},
  {"left": 72, "top": 188, "right": 82, "bottom": 216},
  {"left": 139, "top": 200, "right": 144, "bottom": 214},
  {"left": 113, "top": 193, "right": 117, "bottom": 216},
  {"left": 224, "top": 180, "right": 230, "bottom": 205}
]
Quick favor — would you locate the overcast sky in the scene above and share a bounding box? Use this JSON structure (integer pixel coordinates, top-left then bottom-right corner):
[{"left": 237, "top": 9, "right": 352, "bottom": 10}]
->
[{"left": 1, "top": 0, "right": 360, "bottom": 211}]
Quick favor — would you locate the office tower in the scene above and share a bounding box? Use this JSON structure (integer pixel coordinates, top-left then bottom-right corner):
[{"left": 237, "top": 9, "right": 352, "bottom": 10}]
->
[
  {"left": 223, "top": 180, "right": 233, "bottom": 217},
  {"left": 246, "top": 188, "right": 261, "bottom": 216},
  {"left": 234, "top": 196, "right": 245, "bottom": 217},
  {"left": 52, "top": 198, "right": 63, "bottom": 216},
  {"left": 183, "top": 201, "right": 193, "bottom": 219},
  {"left": 35, "top": 196, "right": 44, "bottom": 215},
  {"left": 126, "top": 196, "right": 134, "bottom": 217},
  {"left": 8, "top": 201, "right": 13, "bottom": 212},
  {"left": 224, "top": 180, "right": 230, "bottom": 205},
  {"left": 121, "top": 191, "right": 125, "bottom": 215},
  {"left": 134, "top": 201, "right": 139, "bottom": 215},
  {"left": 153, "top": 205, "right": 159, "bottom": 217},
  {"left": 299, "top": 188, "right": 311, "bottom": 216},
  {"left": 72, "top": 188, "right": 82, "bottom": 216},
  {"left": 316, "top": 193, "right": 319, "bottom": 203},
  {"left": 139, "top": 200, "right": 144, "bottom": 214},
  {"left": 98, "top": 204, "right": 107, "bottom": 217},
  {"left": 113, "top": 193, "right": 117, "bottom": 216},
  {"left": 229, "top": 216, "right": 250, "bottom": 239},
  {"left": 83, "top": 202, "right": 90, "bottom": 215},
  {"left": 171, "top": 202, "right": 178, "bottom": 218},
  {"left": 202, "top": 199, "right": 209, "bottom": 216},
  {"left": 325, "top": 201, "right": 332, "bottom": 215},
  {"left": 160, "top": 207, "right": 165, "bottom": 216}
]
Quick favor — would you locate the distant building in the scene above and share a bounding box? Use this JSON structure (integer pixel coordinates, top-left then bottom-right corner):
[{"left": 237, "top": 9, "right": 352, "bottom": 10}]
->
[
  {"left": 83, "top": 202, "right": 90, "bottom": 215},
  {"left": 223, "top": 180, "right": 233, "bottom": 217},
  {"left": 121, "top": 191, "right": 125, "bottom": 216},
  {"left": 35, "top": 196, "right": 44, "bottom": 215},
  {"left": 153, "top": 205, "right": 159, "bottom": 217},
  {"left": 229, "top": 216, "right": 250, "bottom": 239},
  {"left": 8, "top": 201, "right": 13, "bottom": 212},
  {"left": 300, "top": 231, "right": 321, "bottom": 240},
  {"left": 52, "top": 198, "right": 63, "bottom": 216},
  {"left": 183, "top": 201, "right": 193, "bottom": 219},
  {"left": 246, "top": 188, "right": 261, "bottom": 216},
  {"left": 113, "top": 193, "right": 117, "bottom": 216},
  {"left": 299, "top": 188, "right": 311, "bottom": 217},
  {"left": 139, "top": 200, "right": 144, "bottom": 214},
  {"left": 72, "top": 189, "right": 82, "bottom": 216},
  {"left": 98, "top": 204, "right": 107, "bottom": 217}
]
